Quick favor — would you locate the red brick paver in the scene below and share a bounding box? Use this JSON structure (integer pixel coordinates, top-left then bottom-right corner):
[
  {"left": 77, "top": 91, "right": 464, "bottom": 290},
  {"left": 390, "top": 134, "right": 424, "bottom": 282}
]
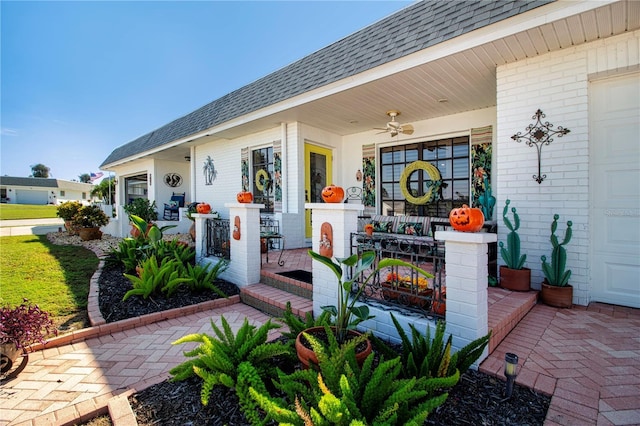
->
[{"left": 481, "top": 303, "right": 640, "bottom": 426}]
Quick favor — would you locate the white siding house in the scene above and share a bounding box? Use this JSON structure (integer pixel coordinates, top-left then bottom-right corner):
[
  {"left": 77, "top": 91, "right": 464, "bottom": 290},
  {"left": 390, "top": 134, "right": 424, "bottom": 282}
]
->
[
  {"left": 101, "top": 0, "right": 640, "bottom": 308},
  {"left": 0, "top": 177, "right": 96, "bottom": 205}
]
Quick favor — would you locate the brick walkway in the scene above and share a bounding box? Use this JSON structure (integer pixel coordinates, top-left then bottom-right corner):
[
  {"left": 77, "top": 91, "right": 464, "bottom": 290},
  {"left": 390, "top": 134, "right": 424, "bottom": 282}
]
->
[{"left": 1, "top": 245, "right": 639, "bottom": 425}]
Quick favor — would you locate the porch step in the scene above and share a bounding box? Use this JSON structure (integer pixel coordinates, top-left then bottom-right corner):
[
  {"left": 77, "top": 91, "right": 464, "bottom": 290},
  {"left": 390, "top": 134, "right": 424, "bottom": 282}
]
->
[
  {"left": 241, "top": 282, "right": 313, "bottom": 320},
  {"left": 487, "top": 287, "right": 539, "bottom": 353}
]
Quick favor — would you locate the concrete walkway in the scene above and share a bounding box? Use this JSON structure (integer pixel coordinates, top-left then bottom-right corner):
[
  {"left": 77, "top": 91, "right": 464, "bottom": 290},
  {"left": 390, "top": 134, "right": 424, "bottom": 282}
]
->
[{"left": 0, "top": 219, "right": 65, "bottom": 236}]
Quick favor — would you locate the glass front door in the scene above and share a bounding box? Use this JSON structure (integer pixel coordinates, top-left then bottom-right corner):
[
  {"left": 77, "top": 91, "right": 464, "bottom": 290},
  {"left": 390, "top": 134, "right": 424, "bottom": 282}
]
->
[{"left": 305, "top": 143, "right": 332, "bottom": 238}]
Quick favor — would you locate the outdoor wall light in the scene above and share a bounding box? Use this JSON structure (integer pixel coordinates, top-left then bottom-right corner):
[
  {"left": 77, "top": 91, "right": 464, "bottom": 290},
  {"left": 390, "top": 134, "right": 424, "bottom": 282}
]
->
[
  {"left": 185, "top": 156, "right": 191, "bottom": 162},
  {"left": 504, "top": 352, "right": 519, "bottom": 398}
]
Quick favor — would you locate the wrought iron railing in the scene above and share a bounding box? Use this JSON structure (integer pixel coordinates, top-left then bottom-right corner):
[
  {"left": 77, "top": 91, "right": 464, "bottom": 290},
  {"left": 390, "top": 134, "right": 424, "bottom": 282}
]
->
[
  {"left": 206, "top": 218, "right": 230, "bottom": 260},
  {"left": 350, "top": 232, "right": 446, "bottom": 318}
]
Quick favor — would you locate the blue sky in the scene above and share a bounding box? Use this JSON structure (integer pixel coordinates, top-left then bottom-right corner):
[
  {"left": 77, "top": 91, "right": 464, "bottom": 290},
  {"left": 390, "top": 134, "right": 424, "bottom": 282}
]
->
[{"left": 1, "top": 1, "right": 412, "bottom": 181}]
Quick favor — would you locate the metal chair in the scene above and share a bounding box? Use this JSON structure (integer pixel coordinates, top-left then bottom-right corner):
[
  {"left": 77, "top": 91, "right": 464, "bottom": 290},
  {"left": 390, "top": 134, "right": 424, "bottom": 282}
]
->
[
  {"left": 344, "top": 186, "right": 363, "bottom": 203},
  {"left": 163, "top": 192, "right": 185, "bottom": 220}
]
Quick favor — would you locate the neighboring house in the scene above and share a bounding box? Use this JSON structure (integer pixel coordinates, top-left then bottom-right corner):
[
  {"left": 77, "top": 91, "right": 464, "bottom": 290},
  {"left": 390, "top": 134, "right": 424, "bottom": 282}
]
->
[
  {"left": 101, "top": 0, "right": 640, "bottom": 309},
  {"left": 0, "top": 176, "right": 96, "bottom": 205}
]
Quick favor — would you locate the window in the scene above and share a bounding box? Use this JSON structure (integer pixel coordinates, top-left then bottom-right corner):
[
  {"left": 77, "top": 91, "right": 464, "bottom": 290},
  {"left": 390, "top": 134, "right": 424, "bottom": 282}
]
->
[
  {"left": 60, "top": 191, "right": 65, "bottom": 197},
  {"left": 125, "top": 174, "right": 148, "bottom": 204},
  {"left": 82, "top": 192, "right": 87, "bottom": 200},
  {"left": 380, "top": 136, "right": 469, "bottom": 217},
  {"left": 252, "top": 147, "right": 274, "bottom": 213}
]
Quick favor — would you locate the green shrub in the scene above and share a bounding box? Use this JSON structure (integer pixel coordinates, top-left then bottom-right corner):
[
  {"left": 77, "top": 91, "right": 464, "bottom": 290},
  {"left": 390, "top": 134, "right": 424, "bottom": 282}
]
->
[
  {"left": 124, "top": 198, "right": 158, "bottom": 222},
  {"left": 56, "top": 201, "right": 83, "bottom": 221},
  {"left": 169, "top": 315, "right": 290, "bottom": 412},
  {"left": 251, "top": 332, "right": 460, "bottom": 425},
  {"left": 183, "top": 260, "right": 228, "bottom": 294},
  {"left": 122, "top": 256, "right": 191, "bottom": 300},
  {"left": 373, "top": 314, "right": 491, "bottom": 379}
]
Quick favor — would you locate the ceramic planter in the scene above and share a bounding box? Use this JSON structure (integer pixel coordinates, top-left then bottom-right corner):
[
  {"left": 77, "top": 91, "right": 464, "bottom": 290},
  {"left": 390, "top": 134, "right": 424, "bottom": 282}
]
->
[
  {"left": 540, "top": 281, "right": 573, "bottom": 308},
  {"left": 499, "top": 266, "right": 531, "bottom": 292},
  {"left": 1, "top": 343, "right": 28, "bottom": 378},
  {"left": 78, "top": 227, "right": 103, "bottom": 241},
  {"left": 295, "top": 326, "right": 372, "bottom": 369}
]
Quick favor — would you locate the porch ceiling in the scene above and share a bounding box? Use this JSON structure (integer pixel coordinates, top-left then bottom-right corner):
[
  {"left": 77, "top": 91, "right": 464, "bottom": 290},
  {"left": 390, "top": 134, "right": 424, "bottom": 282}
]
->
[{"left": 148, "top": 1, "right": 639, "bottom": 161}]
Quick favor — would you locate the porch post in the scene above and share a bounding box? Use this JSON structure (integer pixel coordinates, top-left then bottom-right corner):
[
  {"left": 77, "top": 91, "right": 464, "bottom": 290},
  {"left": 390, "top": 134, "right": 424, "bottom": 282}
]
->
[
  {"left": 434, "top": 230, "right": 497, "bottom": 363},
  {"left": 305, "top": 202, "right": 364, "bottom": 318},
  {"left": 224, "top": 203, "right": 264, "bottom": 287},
  {"left": 193, "top": 213, "right": 216, "bottom": 260}
]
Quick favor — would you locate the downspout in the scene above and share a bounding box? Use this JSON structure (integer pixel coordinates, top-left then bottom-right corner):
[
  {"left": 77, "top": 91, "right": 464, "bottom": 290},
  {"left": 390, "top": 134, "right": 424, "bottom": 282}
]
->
[{"left": 280, "top": 122, "right": 288, "bottom": 213}]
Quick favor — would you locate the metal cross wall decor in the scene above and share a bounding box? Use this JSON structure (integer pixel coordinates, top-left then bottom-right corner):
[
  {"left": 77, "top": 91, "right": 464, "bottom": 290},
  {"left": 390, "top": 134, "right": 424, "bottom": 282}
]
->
[{"left": 511, "top": 109, "right": 570, "bottom": 184}]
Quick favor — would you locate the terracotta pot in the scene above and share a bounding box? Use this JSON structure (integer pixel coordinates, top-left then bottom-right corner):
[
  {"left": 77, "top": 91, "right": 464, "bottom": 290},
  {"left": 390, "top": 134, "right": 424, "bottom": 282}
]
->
[
  {"left": 540, "top": 281, "right": 573, "bottom": 308},
  {"left": 64, "top": 220, "right": 79, "bottom": 236},
  {"left": 499, "top": 266, "right": 531, "bottom": 292},
  {"left": 381, "top": 282, "right": 433, "bottom": 308},
  {"left": 1, "top": 343, "right": 28, "bottom": 377},
  {"left": 78, "top": 227, "right": 102, "bottom": 241},
  {"left": 295, "top": 326, "right": 372, "bottom": 369}
]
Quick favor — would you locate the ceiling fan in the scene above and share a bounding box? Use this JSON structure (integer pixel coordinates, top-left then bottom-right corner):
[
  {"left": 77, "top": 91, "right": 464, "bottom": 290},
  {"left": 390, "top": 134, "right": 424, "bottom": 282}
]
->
[{"left": 375, "top": 110, "right": 414, "bottom": 137}]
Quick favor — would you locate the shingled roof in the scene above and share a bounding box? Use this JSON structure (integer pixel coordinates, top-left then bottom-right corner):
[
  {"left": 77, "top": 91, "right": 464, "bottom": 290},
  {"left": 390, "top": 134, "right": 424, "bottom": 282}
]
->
[
  {"left": 101, "top": 0, "right": 553, "bottom": 167},
  {"left": 0, "top": 176, "right": 94, "bottom": 190}
]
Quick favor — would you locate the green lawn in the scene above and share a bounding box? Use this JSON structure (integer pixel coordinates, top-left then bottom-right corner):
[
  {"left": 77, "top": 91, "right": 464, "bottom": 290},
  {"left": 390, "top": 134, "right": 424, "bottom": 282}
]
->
[
  {"left": 0, "top": 204, "right": 59, "bottom": 220},
  {"left": 0, "top": 235, "right": 99, "bottom": 331}
]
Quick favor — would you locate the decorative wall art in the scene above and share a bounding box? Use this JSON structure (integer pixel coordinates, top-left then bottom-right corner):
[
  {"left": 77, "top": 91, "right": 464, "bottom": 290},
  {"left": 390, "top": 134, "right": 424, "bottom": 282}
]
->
[
  {"left": 361, "top": 144, "right": 376, "bottom": 212},
  {"left": 511, "top": 109, "right": 570, "bottom": 184},
  {"left": 232, "top": 216, "right": 241, "bottom": 240},
  {"left": 241, "top": 148, "right": 250, "bottom": 191},
  {"left": 203, "top": 156, "right": 217, "bottom": 185},
  {"left": 319, "top": 222, "right": 333, "bottom": 258},
  {"left": 163, "top": 173, "right": 183, "bottom": 188}
]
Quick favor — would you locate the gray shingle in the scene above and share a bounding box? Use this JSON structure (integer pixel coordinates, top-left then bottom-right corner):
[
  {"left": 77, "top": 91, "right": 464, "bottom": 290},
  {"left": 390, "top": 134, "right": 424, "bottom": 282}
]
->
[{"left": 101, "top": 0, "right": 555, "bottom": 167}]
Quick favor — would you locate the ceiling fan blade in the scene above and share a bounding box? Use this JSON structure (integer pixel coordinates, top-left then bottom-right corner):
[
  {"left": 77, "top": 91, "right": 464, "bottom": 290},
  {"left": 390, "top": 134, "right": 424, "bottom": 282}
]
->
[
  {"left": 376, "top": 130, "right": 389, "bottom": 134},
  {"left": 400, "top": 124, "right": 414, "bottom": 135},
  {"left": 373, "top": 127, "right": 389, "bottom": 131}
]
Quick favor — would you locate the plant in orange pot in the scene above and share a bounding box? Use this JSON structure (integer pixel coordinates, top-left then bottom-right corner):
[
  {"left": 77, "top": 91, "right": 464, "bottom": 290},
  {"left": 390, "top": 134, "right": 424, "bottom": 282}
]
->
[
  {"left": 296, "top": 250, "right": 432, "bottom": 369},
  {"left": 498, "top": 199, "right": 531, "bottom": 292}
]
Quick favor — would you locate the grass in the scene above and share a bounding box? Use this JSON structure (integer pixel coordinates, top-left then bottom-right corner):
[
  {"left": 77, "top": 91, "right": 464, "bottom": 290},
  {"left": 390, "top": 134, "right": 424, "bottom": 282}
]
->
[
  {"left": 0, "top": 203, "right": 59, "bottom": 220},
  {"left": 0, "top": 235, "right": 99, "bottom": 332}
]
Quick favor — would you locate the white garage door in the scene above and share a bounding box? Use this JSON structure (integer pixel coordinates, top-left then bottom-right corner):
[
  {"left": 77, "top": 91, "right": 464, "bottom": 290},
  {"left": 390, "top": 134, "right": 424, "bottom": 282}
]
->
[
  {"left": 16, "top": 190, "right": 49, "bottom": 205},
  {"left": 589, "top": 73, "right": 640, "bottom": 308}
]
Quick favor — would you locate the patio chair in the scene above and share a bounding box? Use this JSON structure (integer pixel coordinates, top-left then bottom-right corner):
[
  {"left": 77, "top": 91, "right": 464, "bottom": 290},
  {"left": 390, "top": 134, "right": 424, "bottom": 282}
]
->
[
  {"left": 163, "top": 192, "right": 185, "bottom": 220},
  {"left": 344, "top": 186, "right": 363, "bottom": 203}
]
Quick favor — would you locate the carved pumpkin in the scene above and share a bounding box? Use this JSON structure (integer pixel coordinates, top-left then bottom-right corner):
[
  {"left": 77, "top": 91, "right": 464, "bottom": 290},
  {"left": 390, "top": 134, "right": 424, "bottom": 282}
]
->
[
  {"left": 196, "top": 203, "right": 211, "bottom": 214},
  {"left": 321, "top": 184, "right": 344, "bottom": 203},
  {"left": 236, "top": 191, "right": 253, "bottom": 203},
  {"left": 449, "top": 204, "right": 484, "bottom": 232}
]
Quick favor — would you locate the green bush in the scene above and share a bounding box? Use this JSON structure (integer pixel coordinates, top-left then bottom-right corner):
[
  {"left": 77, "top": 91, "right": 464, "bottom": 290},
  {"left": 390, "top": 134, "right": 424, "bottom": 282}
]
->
[
  {"left": 56, "top": 201, "right": 83, "bottom": 221},
  {"left": 169, "top": 315, "right": 290, "bottom": 417},
  {"left": 183, "top": 260, "right": 228, "bottom": 295},
  {"left": 124, "top": 198, "right": 158, "bottom": 222},
  {"left": 122, "top": 256, "right": 191, "bottom": 300}
]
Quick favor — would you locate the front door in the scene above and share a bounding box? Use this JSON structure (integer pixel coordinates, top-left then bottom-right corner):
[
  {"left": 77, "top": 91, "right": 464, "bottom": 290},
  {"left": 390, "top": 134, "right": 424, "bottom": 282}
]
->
[
  {"left": 589, "top": 73, "right": 640, "bottom": 308},
  {"left": 305, "top": 143, "right": 333, "bottom": 239}
]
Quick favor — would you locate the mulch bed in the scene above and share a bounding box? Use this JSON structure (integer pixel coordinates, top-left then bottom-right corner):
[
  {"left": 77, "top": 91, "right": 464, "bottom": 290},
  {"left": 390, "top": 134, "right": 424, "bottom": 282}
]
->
[{"left": 98, "top": 262, "right": 550, "bottom": 425}]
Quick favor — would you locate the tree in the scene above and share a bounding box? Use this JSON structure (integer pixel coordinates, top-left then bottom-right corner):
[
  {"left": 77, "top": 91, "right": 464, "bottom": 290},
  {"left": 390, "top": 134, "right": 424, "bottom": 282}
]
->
[
  {"left": 78, "top": 173, "right": 91, "bottom": 183},
  {"left": 91, "top": 177, "right": 116, "bottom": 204},
  {"left": 30, "top": 164, "right": 50, "bottom": 178}
]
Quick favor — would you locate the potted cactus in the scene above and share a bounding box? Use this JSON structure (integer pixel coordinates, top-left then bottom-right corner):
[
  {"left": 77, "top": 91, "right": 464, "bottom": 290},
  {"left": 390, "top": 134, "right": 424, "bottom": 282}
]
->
[
  {"left": 540, "top": 214, "right": 573, "bottom": 308},
  {"left": 498, "top": 200, "right": 531, "bottom": 291}
]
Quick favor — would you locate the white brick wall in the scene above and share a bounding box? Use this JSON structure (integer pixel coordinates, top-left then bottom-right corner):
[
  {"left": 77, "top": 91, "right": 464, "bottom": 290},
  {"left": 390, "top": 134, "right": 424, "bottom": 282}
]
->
[{"left": 496, "top": 30, "right": 640, "bottom": 306}]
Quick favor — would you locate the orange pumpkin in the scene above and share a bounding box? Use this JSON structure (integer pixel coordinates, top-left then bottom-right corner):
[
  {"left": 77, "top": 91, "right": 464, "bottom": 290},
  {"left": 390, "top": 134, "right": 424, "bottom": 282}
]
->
[
  {"left": 196, "top": 203, "right": 211, "bottom": 214},
  {"left": 321, "top": 184, "right": 344, "bottom": 203},
  {"left": 449, "top": 204, "right": 484, "bottom": 232},
  {"left": 236, "top": 191, "right": 253, "bottom": 203}
]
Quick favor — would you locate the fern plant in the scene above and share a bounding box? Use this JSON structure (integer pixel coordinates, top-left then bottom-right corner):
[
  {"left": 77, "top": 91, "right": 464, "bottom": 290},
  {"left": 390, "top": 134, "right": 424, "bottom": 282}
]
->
[
  {"left": 250, "top": 333, "right": 460, "bottom": 425},
  {"left": 372, "top": 314, "right": 491, "bottom": 380},
  {"left": 169, "top": 315, "right": 291, "bottom": 408}
]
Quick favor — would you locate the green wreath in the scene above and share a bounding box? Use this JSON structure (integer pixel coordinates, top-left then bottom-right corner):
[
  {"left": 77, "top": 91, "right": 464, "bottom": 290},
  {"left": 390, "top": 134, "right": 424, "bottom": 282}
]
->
[
  {"left": 399, "top": 161, "right": 441, "bottom": 205},
  {"left": 255, "top": 169, "right": 269, "bottom": 192}
]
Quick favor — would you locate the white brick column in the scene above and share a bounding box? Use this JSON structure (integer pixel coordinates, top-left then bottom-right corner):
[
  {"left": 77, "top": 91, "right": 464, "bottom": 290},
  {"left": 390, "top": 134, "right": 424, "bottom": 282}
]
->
[
  {"left": 305, "top": 203, "right": 364, "bottom": 317},
  {"left": 435, "top": 230, "right": 497, "bottom": 362},
  {"left": 224, "top": 203, "right": 264, "bottom": 287}
]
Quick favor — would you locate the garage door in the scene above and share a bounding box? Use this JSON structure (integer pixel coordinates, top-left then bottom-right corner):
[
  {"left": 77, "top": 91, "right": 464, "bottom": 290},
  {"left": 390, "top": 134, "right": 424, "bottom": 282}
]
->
[
  {"left": 589, "top": 72, "right": 640, "bottom": 308},
  {"left": 16, "top": 190, "right": 49, "bottom": 205}
]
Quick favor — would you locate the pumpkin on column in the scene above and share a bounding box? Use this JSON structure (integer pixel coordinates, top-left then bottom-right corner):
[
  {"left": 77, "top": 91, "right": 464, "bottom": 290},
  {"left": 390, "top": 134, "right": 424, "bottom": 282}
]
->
[
  {"left": 321, "top": 184, "right": 344, "bottom": 203},
  {"left": 449, "top": 205, "right": 484, "bottom": 232}
]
